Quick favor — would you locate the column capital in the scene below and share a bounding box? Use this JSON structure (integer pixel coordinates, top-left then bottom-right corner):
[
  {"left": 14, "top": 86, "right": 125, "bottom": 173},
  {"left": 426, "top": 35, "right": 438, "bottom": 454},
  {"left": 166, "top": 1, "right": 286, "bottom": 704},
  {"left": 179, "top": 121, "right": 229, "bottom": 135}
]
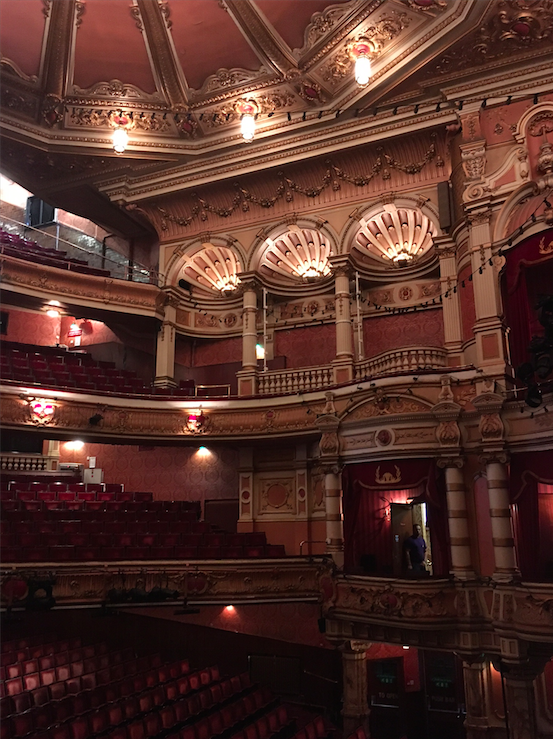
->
[
  {"left": 437, "top": 456, "right": 465, "bottom": 470},
  {"left": 237, "top": 273, "right": 263, "bottom": 297},
  {"left": 329, "top": 254, "right": 355, "bottom": 278},
  {"left": 479, "top": 451, "right": 510, "bottom": 466}
]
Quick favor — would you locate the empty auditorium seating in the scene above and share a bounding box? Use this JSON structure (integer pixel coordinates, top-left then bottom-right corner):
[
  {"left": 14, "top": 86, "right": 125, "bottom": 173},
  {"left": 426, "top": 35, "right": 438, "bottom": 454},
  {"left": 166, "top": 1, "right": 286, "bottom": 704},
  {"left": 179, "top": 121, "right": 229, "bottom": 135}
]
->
[
  {"left": 0, "top": 340, "right": 200, "bottom": 397},
  {"left": 1, "top": 477, "right": 286, "bottom": 563},
  {"left": 1, "top": 628, "right": 325, "bottom": 739},
  {"left": 0, "top": 228, "right": 110, "bottom": 277}
]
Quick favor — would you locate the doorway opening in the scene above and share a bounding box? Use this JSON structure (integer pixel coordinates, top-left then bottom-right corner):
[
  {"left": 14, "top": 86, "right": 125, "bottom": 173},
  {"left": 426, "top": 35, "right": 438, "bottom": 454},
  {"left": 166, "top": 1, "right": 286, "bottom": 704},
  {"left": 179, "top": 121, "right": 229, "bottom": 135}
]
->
[{"left": 391, "top": 501, "right": 433, "bottom": 577}]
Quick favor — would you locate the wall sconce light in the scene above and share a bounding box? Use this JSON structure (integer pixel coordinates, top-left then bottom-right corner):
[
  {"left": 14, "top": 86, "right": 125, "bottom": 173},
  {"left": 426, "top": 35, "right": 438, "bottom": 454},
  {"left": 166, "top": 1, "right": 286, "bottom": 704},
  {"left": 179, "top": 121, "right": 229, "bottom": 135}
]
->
[
  {"left": 29, "top": 399, "right": 56, "bottom": 424},
  {"left": 237, "top": 101, "right": 258, "bottom": 142},
  {"left": 65, "top": 440, "right": 84, "bottom": 451},
  {"left": 186, "top": 409, "right": 207, "bottom": 434},
  {"left": 46, "top": 309, "right": 60, "bottom": 318}
]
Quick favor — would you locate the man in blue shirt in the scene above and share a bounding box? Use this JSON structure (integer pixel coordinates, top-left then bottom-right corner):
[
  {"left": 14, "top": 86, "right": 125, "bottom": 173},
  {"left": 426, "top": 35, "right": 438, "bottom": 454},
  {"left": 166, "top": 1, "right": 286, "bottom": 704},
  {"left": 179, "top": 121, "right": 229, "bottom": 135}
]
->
[{"left": 404, "top": 524, "right": 427, "bottom": 573}]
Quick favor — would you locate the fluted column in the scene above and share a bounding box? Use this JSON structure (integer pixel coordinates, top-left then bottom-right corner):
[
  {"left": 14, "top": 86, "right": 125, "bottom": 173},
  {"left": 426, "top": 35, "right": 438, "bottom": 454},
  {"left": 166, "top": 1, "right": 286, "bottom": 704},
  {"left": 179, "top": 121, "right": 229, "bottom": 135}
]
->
[
  {"left": 237, "top": 280, "right": 258, "bottom": 396},
  {"left": 331, "top": 258, "right": 354, "bottom": 385},
  {"left": 324, "top": 465, "right": 344, "bottom": 568},
  {"left": 467, "top": 209, "right": 510, "bottom": 374},
  {"left": 462, "top": 660, "right": 501, "bottom": 739},
  {"left": 154, "top": 297, "right": 177, "bottom": 387},
  {"left": 502, "top": 660, "right": 550, "bottom": 739},
  {"left": 442, "top": 459, "right": 474, "bottom": 578},
  {"left": 485, "top": 456, "right": 518, "bottom": 580},
  {"left": 318, "top": 393, "right": 344, "bottom": 567},
  {"left": 342, "top": 641, "right": 370, "bottom": 737},
  {"left": 436, "top": 236, "right": 464, "bottom": 365}
]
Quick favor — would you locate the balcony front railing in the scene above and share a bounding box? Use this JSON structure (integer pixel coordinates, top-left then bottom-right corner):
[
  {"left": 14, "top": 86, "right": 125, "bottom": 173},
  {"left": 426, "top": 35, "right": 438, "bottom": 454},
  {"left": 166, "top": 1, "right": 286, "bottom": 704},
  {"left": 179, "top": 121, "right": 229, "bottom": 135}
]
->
[
  {"left": 257, "top": 347, "right": 447, "bottom": 396},
  {"left": 258, "top": 365, "right": 334, "bottom": 395},
  {"left": 0, "top": 215, "right": 163, "bottom": 285},
  {"left": 0, "top": 453, "right": 58, "bottom": 472},
  {"left": 354, "top": 346, "right": 447, "bottom": 380}
]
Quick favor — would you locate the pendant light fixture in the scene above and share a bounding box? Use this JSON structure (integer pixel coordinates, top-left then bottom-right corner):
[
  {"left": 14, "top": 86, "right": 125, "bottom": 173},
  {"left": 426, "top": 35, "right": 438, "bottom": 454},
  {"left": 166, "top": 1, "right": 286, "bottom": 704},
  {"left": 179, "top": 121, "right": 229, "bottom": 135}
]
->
[
  {"left": 351, "top": 37, "right": 376, "bottom": 87},
  {"left": 237, "top": 100, "right": 258, "bottom": 142}
]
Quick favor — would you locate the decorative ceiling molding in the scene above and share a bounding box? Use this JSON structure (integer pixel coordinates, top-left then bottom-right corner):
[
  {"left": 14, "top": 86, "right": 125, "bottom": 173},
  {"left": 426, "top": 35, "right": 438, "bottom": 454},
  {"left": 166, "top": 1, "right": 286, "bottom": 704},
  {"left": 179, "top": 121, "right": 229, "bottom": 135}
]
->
[
  {"left": 179, "top": 243, "right": 243, "bottom": 294},
  {"left": 40, "top": 0, "right": 79, "bottom": 126},
  {"left": 257, "top": 227, "right": 334, "bottom": 282},
  {"left": 221, "top": 0, "right": 299, "bottom": 76},
  {"left": 354, "top": 203, "right": 437, "bottom": 264},
  {"left": 134, "top": 0, "right": 188, "bottom": 108},
  {"left": 71, "top": 79, "right": 163, "bottom": 102},
  {"left": 295, "top": 0, "right": 363, "bottom": 57}
]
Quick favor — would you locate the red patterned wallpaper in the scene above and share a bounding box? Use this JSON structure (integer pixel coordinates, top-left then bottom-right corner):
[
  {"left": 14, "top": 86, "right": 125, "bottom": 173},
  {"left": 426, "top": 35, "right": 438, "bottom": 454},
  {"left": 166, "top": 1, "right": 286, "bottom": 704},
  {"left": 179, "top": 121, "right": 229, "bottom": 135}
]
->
[
  {"left": 4, "top": 307, "right": 61, "bottom": 346},
  {"left": 274, "top": 323, "right": 336, "bottom": 369},
  {"left": 193, "top": 337, "right": 242, "bottom": 367},
  {"left": 58, "top": 442, "right": 239, "bottom": 504},
  {"left": 133, "top": 602, "right": 332, "bottom": 649},
  {"left": 175, "top": 336, "right": 242, "bottom": 368},
  {"left": 459, "top": 266, "right": 476, "bottom": 344},
  {"left": 363, "top": 309, "right": 444, "bottom": 358}
]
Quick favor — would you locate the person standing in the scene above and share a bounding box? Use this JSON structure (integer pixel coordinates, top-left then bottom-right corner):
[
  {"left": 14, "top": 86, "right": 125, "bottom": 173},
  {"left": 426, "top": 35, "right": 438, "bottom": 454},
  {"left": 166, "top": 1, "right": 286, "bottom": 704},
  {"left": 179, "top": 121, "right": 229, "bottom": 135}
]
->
[{"left": 404, "top": 524, "right": 427, "bottom": 573}]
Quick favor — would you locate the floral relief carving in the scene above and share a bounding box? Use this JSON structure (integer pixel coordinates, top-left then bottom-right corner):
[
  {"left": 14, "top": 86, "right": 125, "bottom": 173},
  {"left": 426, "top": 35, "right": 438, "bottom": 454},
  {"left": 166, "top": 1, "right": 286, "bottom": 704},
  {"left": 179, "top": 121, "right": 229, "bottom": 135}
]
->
[
  {"left": 321, "top": 12, "right": 410, "bottom": 85},
  {"left": 479, "top": 412, "right": 504, "bottom": 441}
]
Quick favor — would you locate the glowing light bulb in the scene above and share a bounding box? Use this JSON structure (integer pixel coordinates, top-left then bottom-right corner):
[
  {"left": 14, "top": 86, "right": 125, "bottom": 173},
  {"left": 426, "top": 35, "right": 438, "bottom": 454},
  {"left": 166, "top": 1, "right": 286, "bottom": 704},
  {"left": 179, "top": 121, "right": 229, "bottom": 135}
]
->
[
  {"left": 354, "top": 56, "right": 371, "bottom": 86},
  {"left": 66, "top": 440, "right": 84, "bottom": 451},
  {"left": 256, "top": 344, "right": 265, "bottom": 360},
  {"left": 112, "top": 127, "right": 129, "bottom": 154},
  {"left": 197, "top": 446, "right": 211, "bottom": 458},
  {"left": 46, "top": 309, "right": 60, "bottom": 318},
  {"left": 241, "top": 114, "right": 256, "bottom": 142}
]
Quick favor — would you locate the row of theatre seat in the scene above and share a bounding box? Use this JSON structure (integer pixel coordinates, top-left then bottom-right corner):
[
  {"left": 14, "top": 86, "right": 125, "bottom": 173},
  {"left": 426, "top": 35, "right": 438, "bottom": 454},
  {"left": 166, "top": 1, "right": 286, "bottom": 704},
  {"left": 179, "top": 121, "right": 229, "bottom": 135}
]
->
[
  {"left": 0, "top": 228, "right": 111, "bottom": 278},
  {"left": 1, "top": 475, "right": 288, "bottom": 561},
  {"left": 1, "top": 631, "right": 332, "bottom": 739},
  {"left": 0, "top": 341, "right": 204, "bottom": 397},
  {"left": 1, "top": 636, "right": 329, "bottom": 739}
]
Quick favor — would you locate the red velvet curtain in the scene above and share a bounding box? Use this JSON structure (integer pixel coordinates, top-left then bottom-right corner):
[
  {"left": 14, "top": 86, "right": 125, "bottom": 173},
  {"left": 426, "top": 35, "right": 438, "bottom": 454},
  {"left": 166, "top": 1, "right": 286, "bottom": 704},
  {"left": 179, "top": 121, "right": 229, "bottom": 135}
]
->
[
  {"left": 510, "top": 451, "right": 553, "bottom": 581},
  {"left": 503, "top": 229, "right": 553, "bottom": 368},
  {"left": 342, "top": 460, "right": 450, "bottom": 576}
]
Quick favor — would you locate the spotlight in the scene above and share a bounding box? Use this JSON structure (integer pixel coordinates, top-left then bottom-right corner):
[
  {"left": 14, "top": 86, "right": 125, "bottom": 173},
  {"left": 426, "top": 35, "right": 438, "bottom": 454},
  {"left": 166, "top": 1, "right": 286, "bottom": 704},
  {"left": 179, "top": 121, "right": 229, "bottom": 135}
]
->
[{"left": 526, "top": 384, "right": 543, "bottom": 408}]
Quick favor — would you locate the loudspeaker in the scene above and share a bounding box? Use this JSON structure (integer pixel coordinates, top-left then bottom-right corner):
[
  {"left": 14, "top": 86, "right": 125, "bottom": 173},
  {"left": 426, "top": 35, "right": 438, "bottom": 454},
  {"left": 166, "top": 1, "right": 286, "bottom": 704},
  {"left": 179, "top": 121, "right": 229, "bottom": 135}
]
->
[
  {"left": 178, "top": 279, "right": 191, "bottom": 291},
  {"left": 437, "top": 181, "right": 452, "bottom": 231}
]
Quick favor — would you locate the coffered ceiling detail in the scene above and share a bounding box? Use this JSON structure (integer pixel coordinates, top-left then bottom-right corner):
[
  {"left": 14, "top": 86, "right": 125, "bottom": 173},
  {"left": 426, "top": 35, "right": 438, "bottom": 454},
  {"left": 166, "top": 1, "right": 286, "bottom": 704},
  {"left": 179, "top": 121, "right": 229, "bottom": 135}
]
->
[{"left": 0, "top": 0, "right": 551, "bottom": 239}]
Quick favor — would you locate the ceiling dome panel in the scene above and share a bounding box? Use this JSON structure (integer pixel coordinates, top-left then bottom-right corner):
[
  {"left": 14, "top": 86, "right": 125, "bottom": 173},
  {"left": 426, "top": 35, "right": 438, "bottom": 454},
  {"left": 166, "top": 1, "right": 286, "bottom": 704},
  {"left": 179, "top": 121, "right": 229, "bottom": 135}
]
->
[
  {"left": 180, "top": 244, "right": 242, "bottom": 294},
  {"left": 259, "top": 227, "right": 333, "bottom": 282},
  {"left": 354, "top": 205, "right": 436, "bottom": 265}
]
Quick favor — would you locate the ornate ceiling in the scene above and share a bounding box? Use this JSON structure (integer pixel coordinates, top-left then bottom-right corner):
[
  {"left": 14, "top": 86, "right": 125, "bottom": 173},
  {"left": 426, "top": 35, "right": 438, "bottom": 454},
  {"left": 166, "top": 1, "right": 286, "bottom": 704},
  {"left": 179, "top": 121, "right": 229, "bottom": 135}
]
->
[{"left": 0, "top": 0, "right": 552, "bottom": 238}]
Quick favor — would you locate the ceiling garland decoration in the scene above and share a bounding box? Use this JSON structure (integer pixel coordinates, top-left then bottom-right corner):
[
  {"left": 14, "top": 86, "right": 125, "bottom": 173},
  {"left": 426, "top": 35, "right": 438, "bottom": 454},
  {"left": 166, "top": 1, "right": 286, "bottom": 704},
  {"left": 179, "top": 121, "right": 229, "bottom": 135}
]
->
[{"left": 156, "top": 134, "right": 442, "bottom": 229}]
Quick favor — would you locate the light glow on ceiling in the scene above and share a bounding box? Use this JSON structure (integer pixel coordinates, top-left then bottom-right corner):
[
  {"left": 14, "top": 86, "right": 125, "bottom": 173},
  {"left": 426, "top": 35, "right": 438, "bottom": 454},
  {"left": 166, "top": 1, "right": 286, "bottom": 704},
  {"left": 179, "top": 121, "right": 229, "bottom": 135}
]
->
[
  {"left": 260, "top": 227, "right": 333, "bottom": 282},
  {"left": 355, "top": 205, "right": 436, "bottom": 264}
]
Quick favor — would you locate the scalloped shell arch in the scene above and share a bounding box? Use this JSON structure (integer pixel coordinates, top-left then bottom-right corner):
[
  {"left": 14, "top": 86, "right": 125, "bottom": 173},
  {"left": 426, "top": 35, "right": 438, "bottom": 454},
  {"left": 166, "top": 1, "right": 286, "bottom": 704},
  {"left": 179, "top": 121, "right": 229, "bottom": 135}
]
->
[
  {"left": 259, "top": 227, "right": 333, "bottom": 282},
  {"left": 179, "top": 244, "right": 241, "bottom": 293},
  {"left": 354, "top": 205, "right": 436, "bottom": 264}
]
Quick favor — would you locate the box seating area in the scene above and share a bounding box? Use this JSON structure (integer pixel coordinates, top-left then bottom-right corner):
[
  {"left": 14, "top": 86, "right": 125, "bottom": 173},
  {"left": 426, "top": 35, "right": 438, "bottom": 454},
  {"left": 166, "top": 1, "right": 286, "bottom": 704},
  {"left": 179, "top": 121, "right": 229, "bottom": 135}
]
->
[
  {"left": 1, "top": 632, "right": 330, "bottom": 739},
  {"left": 1, "top": 479, "right": 286, "bottom": 562},
  {"left": 0, "top": 229, "right": 110, "bottom": 278},
  {"left": 0, "top": 341, "right": 202, "bottom": 398}
]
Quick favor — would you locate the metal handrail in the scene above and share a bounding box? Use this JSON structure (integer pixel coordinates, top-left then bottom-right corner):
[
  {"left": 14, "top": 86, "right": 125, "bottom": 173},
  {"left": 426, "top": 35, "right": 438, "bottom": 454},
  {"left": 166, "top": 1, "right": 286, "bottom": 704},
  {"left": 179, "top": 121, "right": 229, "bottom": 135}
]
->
[
  {"left": 299, "top": 540, "right": 327, "bottom": 555},
  {"left": 0, "top": 215, "right": 164, "bottom": 284}
]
